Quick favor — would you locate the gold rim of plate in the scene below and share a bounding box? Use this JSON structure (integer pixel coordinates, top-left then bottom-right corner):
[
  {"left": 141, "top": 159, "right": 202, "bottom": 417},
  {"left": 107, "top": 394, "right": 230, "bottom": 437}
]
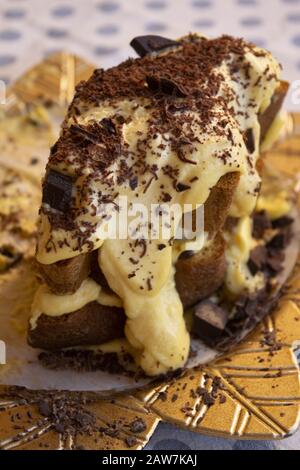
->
[{"left": 0, "top": 53, "right": 300, "bottom": 450}]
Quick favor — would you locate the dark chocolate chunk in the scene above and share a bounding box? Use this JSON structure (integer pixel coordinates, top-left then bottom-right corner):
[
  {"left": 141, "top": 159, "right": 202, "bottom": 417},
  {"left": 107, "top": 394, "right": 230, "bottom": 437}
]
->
[
  {"left": 267, "top": 232, "right": 289, "bottom": 251},
  {"left": 266, "top": 254, "right": 284, "bottom": 274},
  {"left": 176, "top": 182, "right": 191, "bottom": 192},
  {"left": 54, "top": 423, "right": 65, "bottom": 434},
  {"left": 100, "top": 117, "right": 116, "bottom": 134},
  {"left": 42, "top": 170, "right": 73, "bottom": 212},
  {"left": 125, "top": 436, "right": 138, "bottom": 448},
  {"left": 248, "top": 245, "right": 267, "bottom": 275},
  {"left": 178, "top": 250, "right": 195, "bottom": 260},
  {"left": 244, "top": 128, "right": 255, "bottom": 153},
  {"left": 261, "top": 329, "right": 282, "bottom": 351},
  {"left": 50, "top": 142, "right": 58, "bottom": 155},
  {"left": 38, "top": 399, "right": 51, "bottom": 417},
  {"left": 99, "top": 425, "right": 119, "bottom": 438},
  {"left": 219, "top": 395, "right": 227, "bottom": 404},
  {"left": 30, "top": 157, "right": 39, "bottom": 165},
  {"left": 129, "top": 176, "right": 138, "bottom": 190},
  {"left": 158, "top": 243, "right": 166, "bottom": 251},
  {"left": 192, "top": 300, "right": 228, "bottom": 340},
  {"left": 130, "top": 418, "right": 146, "bottom": 434},
  {"left": 146, "top": 75, "right": 187, "bottom": 97},
  {"left": 202, "top": 392, "right": 215, "bottom": 406},
  {"left": 69, "top": 124, "right": 100, "bottom": 145},
  {"left": 252, "top": 210, "right": 271, "bottom": 239},
  {"left": 130, "top": 35, "right": 179, "bottom": 57},
  {"left": 271, "top": 215, "right": 293, "bottom": 229}
]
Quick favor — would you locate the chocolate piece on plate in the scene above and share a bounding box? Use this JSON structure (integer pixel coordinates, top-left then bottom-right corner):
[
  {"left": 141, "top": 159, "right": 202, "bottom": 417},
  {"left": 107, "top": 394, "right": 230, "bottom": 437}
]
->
[
  {"left": 42, "top": 170, "right": 73, "bottom": 212},
  {"left": 192, "top": 300, "right": 228, "bottom": 340},
  {"left": 252, "top": 210, "right": 271, "bottom": 239},
  {"left": 248, "top": 245, "right": 267, "bottom": 275},
  {"left": 271, "top": 215, "right": 293, "bottom": 229},
  {"left": 130, "top": 35, "right": 179, "bottom": 57},
  {"left": 267, "top": 231, "right": 290, "bottom": 251}
]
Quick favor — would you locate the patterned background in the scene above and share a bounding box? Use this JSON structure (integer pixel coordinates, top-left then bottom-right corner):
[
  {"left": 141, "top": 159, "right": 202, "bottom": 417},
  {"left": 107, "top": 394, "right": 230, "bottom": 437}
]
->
[{"left": 0, "top": 0, "right": 300, "bottom": 450}]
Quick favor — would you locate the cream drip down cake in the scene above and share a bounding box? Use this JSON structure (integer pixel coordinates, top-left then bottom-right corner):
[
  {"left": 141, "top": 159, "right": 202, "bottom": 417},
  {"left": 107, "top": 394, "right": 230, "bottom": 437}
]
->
[{"left": 28, "top": 34, "right": 292, "bottom": 377}]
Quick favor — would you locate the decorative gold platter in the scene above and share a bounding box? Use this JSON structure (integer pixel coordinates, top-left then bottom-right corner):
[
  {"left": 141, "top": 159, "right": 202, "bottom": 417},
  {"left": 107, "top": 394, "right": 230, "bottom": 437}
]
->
[{"left": 0, "top": 53, "right": 300, "bottom": 450}]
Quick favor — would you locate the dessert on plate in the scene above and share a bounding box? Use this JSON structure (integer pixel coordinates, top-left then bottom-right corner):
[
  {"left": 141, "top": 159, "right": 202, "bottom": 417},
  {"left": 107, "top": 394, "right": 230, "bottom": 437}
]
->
[{"left": 28, "top": 34, "right": 296, "bottom": 377}]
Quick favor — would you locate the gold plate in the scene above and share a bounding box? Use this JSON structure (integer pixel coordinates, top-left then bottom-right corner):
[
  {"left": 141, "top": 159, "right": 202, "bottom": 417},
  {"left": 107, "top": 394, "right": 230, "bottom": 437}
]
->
[{"left": 0, "top": 54, "right": 300, "bottom": 450}]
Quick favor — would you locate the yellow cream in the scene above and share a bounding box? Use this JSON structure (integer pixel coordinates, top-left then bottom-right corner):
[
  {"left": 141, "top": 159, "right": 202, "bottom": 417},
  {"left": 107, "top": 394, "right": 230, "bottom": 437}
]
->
[
  {"left": 34, "top": 38, "right": 282, "bottom": 375},
  {"left": 99, "top": 246, "right": 189, "bottom": 375},
  {"left": 30, "top": 278, "right": 122, "bottom": 329},
  {"left": 256, "top": 191, "right": 291, "bottom": 220},
  {"left": 224, "top": 216, "right": 264, "bottom": 296}
]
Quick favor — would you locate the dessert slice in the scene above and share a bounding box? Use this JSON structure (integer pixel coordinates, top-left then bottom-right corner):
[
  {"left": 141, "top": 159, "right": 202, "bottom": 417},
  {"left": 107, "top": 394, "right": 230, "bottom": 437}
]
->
[{"left": 29, "top": 34, "right": 288, "bottom": 376}]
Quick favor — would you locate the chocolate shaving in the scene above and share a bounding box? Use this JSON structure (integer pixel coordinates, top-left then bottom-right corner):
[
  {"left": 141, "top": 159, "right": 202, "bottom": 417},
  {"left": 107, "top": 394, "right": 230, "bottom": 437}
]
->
[
  {"left": 135, "top": 238, "right": 147, "bottom": 258},
  {"left": 37, "top": 395, "right": 96, "bottom": 437},
  {"left": 146, "top": 75, "right": 188, "bottom": 97},
  {"left": 267, "top": 231, "right": 290, "bottom": 251},
  {"left": 176, "top": 148, "right": 197, "bottom": 165},
  {"left": 69, "top": 124, "right": 101, "bottom": 145},
  {"left": 199, "top": 211, "right": 294, "bottom": 350},
  {"left": 158, "top": 243, "right": 166, "bottom": 251},
  {"left": 100, "top": 117, "right": 116, "bottom": 135},
  {"left": 176, "top": 182, "right": 191, "bottom": 192},
  {"left": 129, "top": 176, "right": 138, "bottom": 190},
  {"left": 244, "top": 128, "right": 255, "bottom": 153}
]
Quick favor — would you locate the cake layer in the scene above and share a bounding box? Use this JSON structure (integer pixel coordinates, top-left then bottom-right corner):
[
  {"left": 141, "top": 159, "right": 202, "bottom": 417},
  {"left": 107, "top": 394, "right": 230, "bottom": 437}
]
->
[{"left": 28, "top": 301, "right": 125, "bottom": 351}]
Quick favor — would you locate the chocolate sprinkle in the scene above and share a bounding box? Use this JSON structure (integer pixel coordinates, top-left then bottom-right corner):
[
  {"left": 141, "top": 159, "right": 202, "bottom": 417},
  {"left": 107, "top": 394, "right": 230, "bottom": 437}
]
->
[
  {"left": 244, "top": 128, "right": 255, "bottom": 154},
  {"left": 146, "top": 75, "right": 187, "bottom": 97},
  {"left": 38, "top": 350, "right": 141, "bottom": 378},
  {"left": 129, "top": 418, "right": 147, "bottom": 434}
]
